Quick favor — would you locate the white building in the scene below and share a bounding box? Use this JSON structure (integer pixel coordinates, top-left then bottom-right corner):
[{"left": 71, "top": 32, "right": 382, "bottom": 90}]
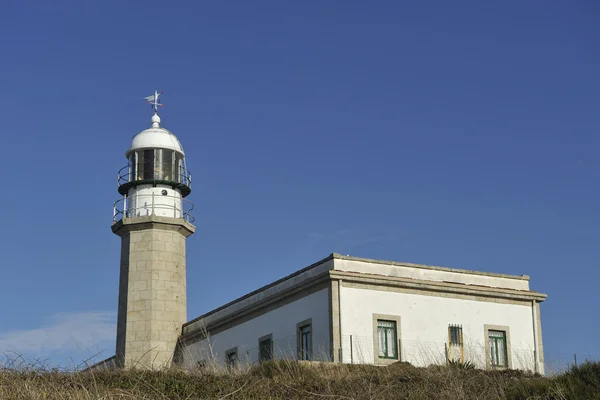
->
[
  {"left": 178, "top": 253, "right": 547, "bottom": 373},
  {"left": 94, "top": 92, "right": 547, "bottom": 373}
]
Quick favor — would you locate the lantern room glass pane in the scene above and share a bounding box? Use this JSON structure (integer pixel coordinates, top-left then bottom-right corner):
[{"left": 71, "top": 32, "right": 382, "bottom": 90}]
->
[
  {"left": 131, "top": 149, "right": 183, "bottom": 182},
  {"left": 128, "top": 154, "right": 135, "bottom": 182},
  {"left": 158, "top": 149, "right": 173, "bottom": 181},
  {"left": 143, "top": 150, "right": 155, "bottom": 179},
  {"left": 175, "top": 153, "right": 183, "bottom": 183},
  {"left": 136, "top": 150, "right": 143, "bottom": 180}
]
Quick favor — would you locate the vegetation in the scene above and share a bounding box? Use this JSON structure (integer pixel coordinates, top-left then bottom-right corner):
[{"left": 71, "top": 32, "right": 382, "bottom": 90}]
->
[{"left": 0, "top": 358, "right": 599, "bottom": 399}]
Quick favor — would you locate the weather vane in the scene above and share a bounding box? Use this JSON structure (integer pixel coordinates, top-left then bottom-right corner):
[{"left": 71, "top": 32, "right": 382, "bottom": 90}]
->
[{"left": 144, "top": 89, "right": 164, "bottom": 113}]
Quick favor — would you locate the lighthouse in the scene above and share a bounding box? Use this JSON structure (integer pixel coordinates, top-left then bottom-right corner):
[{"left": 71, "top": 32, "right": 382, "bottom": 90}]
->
[{"left": 111, "top": 90, "right": 195, "bottom": 369}]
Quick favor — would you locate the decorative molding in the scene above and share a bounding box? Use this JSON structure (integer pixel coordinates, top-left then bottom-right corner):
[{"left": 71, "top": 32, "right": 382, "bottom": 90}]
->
[
  {"left": 330, "top": 270, "right": 546, "bottom": 303},
  {"left": 112, "top": 215, "right": 195, "bottom": 237},
  {"left": 332, "top": 253, "right": 530, "bottom": 281}
]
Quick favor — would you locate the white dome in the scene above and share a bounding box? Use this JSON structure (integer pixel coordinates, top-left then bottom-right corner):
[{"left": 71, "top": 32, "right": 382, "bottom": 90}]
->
[{"left": 126, "top": 115, "right": 185, "bottom": 156}]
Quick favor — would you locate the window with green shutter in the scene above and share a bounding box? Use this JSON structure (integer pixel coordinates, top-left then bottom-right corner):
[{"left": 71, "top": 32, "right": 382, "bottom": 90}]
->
[
  {"left": 489, "top": 330, "right": 508, "bottom": 367},
  {"left": 377, "top": 320, "right": 398, "bottom": 359}
]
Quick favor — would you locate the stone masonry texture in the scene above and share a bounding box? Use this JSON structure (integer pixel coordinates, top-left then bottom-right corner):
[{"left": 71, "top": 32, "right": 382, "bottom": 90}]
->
[{"left": 113, "top": 216, "right": 194, "bottom": 369}]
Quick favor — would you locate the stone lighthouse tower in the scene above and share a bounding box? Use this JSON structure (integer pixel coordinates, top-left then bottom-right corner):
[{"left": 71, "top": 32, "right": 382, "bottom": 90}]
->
[{"left": 112, "top": 90, "right": 195, "bottom": 369}]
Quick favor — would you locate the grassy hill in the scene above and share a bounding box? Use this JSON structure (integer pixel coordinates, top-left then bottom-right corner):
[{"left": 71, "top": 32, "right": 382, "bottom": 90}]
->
[{"left": 1, "top": 359, "right": 599, "bottom": 399}]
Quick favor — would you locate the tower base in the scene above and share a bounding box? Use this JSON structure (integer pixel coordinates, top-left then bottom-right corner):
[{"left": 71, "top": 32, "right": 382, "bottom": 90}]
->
[{"left": 112, "top": 215, "right": 195, "bottom": 369}]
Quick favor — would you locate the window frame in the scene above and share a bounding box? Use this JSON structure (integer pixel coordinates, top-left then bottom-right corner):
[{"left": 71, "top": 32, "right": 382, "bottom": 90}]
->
[
  {"left": 142, "top": 149, "right": 155, "bottom": 180},
  {"left": 484, "top": 325, "right": 512, "bottom": 369},
  {"left": 258, "top": 333, "right": 273, "bottom": 363},
  {"left": 225, "top": 347, "right": 238, "bottom": 368},
  {"left": 372, "top": 314, "right": 401, "bottom": 365},
  {"left": 296, "top": 318, "right": 313, "bottom": 361},
  {"left": 447, "top": 324, "right": 464, "bottom": 363},
  {"left": 378, "top": 320, "right": 398, "bottom": 359},
  {"left": 489, "top": 330, "right": 508, "bottom": 367}
]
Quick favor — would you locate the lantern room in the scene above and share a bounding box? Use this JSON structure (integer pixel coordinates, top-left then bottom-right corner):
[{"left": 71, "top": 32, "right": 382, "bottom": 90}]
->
[{"left": 113, "top": 112, "right": 194, "bottom": 222}]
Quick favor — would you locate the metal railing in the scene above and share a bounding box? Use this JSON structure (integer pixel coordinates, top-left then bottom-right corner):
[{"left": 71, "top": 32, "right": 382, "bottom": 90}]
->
[
  {"left": 113, "top": 193, "right": 195, "bottom": 223},
  {"left": 117, "top": 162, "right": 192, "bottom": 189},
  {"left": 182, "top": 334, "right": 598, "bottom": 376}
]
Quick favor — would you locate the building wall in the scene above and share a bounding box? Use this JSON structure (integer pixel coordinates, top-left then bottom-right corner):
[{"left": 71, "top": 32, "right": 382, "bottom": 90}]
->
[
  {"left": 182, "top": 288, "right": 331, "bottom": 366},
  {"left": 127, "top": 184, "right": 183, "bottom": 219},
  {"left": 339, "top": 285, "right": 541, "bottom": 373},
  {"left": 334, "top": 257, "right": 530, "bottom": 291},
  {"left": 184, "top": 259, "right": 334, "bottom": 334}
]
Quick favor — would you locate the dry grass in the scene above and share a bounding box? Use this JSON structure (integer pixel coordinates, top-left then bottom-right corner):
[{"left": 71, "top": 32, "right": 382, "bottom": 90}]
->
[{"left": 0, "top": 357, "right": 598, "bottom": 400}]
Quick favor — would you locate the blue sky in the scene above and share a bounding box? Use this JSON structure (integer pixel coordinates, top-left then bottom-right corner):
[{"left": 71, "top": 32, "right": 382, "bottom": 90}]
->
[{"left": 0, "top": 1, "right": 598, "bottom": 369}]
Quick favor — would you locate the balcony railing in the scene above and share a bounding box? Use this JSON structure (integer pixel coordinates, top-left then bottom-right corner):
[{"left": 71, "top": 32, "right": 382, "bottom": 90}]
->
[
  {"left": 117, "top": 162, "right": 192, "bottom": 197},
  {"left": 113, "top": 193, "right": 195, "bottom": 223}
]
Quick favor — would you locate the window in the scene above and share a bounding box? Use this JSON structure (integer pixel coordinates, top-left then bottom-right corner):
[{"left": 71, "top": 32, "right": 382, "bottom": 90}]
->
[
  {"left": 155, "top": 149, "right": 174, "bottom": 181},
  {"left": 449, "top": 325, "right": 462, "bottom": 346},
  {"left": 299, "top": 325, "right": 311, "bottom": 360},
  {"left": 297, "top": 319, "right": 312, "bottom": 361},
  {"left": 175, "top": 153, "right": 184, "bottom": 183},
  {"left": 489, "top": 330, "right": 508, "bottom": 367},
  {"left": 135, "top": 150, "right": 143, "bottom": 180},
  {"left": 377, "top": 320, "right": 398, "bottom": 359},
  {"left": 372, "top": 314, "right": 401, "bottom": 364},
  {"left": 448, "top": 324, "right": 464, "bottom": 362},
  {"left": 127, "top": 154, "right": 135, "bottom": 182},
  {"left": 143, "top": 149, "right": 155, "bottom": 180},
  {"left": 259, "top": 334, "right": 273, "bottom": 362},
  {"left": 225, "top": 348, "right": 237, "bottom": 368}
]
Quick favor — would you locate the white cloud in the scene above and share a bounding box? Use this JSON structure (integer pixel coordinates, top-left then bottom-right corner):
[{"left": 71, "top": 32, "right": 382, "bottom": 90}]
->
[
  {"left": 307, "top": 232, "right": 326, "bottom": 245},
  {"left": 0, "top": 311, "right": 115, "bottom": 356}
]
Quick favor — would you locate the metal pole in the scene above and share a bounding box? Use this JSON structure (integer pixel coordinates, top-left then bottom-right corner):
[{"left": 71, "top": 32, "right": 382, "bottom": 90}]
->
[
  {"left": 574, "top": 353, "right": 577, "bottom": 367},
  {"left": 338, "top": 280, "right": 343, "bottom": 363},
  {"left": 350, "top": 335, "right": 353, "bottom": 364},
  {"left": 398, "top": 338, "right": 402, "bottom": 362},
  {"left": 151, "top": 192, "right": 155, "bottom": 216},
  {"left": 445, "top": 343, "right": 448, "bottom": 364}
]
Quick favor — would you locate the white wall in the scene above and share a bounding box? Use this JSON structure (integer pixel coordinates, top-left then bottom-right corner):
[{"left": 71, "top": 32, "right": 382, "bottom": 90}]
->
[
  {"left": 127, "top": 185, "right": 183, "bottom": 218},
  {"left": 184, "top": 259, "right": 333, "bottom": 334},
  {"left": 182, "top": 288, "right": 331, "bottom": 366},
  {"left": 340, "top": 286, "right": 539, "bottom": 372}
]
